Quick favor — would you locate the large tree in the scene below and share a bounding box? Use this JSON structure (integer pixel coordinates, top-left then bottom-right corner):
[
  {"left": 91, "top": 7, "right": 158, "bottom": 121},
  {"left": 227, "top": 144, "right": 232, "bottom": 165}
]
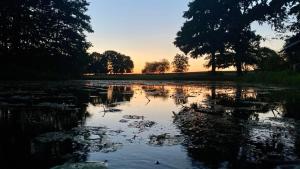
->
[
  {"left": 174, "top": 0, "right": 229, "bottom": 73},
  {"left": 0, "top": 0, "right": 93, "bottom": 78},
  {"left": 283, "top": 0, "right": 300, "bottom": 68},
  {"left": 175, "top": 0, "right": 291, "bottom": 75},
  {"left": 222, "top": 0, "right": 270, "bottom": 75}
]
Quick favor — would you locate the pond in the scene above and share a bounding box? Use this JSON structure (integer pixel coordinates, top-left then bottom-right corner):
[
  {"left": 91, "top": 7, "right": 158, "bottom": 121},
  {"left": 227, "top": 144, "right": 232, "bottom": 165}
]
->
[{"left": 0, "top": 81, "right": 300, "bottom": 169}]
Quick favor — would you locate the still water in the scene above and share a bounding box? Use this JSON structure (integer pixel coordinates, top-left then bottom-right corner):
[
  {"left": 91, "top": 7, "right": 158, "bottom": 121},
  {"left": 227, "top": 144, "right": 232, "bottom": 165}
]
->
[{"left": 0, "top": 81, "right": 300, "bottom": 169}]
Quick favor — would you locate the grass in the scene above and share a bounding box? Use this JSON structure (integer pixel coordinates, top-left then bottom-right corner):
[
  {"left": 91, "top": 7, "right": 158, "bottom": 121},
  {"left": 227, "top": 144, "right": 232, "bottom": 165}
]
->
[
  {"left": 83, "top": 71, "right": 300, "bottom": 87},
  {"left": 82, "top": 72, "right": 238, "bottom": 81},
  {"left": 238, "top": 71, "right": 300, "bottom": 86}
]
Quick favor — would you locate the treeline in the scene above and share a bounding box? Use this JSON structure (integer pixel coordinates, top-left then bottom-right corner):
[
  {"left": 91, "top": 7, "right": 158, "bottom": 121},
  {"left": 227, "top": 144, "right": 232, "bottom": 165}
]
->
[
  {"left": 87, "top": 51, "right": 134, "bottom": 74},
  {"left": 175, "top": 0, "right": 300, "bottom": 75}
]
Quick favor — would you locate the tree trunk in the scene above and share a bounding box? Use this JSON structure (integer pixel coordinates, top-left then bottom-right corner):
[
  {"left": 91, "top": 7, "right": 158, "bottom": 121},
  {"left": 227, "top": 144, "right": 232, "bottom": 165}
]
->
[
  {"left": 211, "top": 52, "right": 216, "bottom": 74},
  {"left": 235, "top": 53, "right": 243, "bottom": 76},
  {"left": 236, "top": 62, "right": 242, "bottom": 76}
]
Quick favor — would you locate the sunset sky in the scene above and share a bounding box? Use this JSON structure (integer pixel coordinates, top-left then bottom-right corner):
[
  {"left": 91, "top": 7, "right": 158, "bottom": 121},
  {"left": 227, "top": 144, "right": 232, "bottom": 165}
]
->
[{"left": 86, "top": 0, "right": 285, "bottom": 73}]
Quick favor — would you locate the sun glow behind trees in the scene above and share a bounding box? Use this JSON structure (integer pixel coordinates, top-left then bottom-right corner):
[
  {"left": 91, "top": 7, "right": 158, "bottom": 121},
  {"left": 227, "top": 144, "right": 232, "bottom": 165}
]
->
[{"left": 86, "top": 0, "right": 292, "bottom": 73}]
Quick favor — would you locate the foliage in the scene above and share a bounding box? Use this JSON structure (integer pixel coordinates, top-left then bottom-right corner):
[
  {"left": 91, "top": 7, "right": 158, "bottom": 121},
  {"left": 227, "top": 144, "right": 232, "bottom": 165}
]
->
[
  {"left": 283, "top": 1, "right": 300, "bottom": 67},
  {"left": 102, "top": 51, "right": 134, "bottom": 74},
  {"left": 174, "top": 0, "right": 230, "bottom": 73},
  {"left": 256, "top": 47, "right": 287, "bottom": 71},
  {"left": 172, "top": 54, "right": 190, "bottom": 72},
  {"left": 0, "top": 0, "right": 93, "bottom": 78},
  {"left": 284, "top": 34, "right": 300, "bottom": 66},
  {"left": 175, "top": 0, "right": 297, "bottom": 75},
  {"left": 142, "top": 59, "right": 170, "bottom": 74},
  {"left": 87, "top": 52, "right": 109, "bottom": 74},
  {"left": 87, "top": 51, "right": 134, "bottom": 74}
]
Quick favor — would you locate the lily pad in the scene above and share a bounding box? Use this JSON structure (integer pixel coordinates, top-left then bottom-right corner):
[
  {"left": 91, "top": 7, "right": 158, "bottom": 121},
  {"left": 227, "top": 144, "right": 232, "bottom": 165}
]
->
[
  {"left": 123, "top": 115, "right": 144, "bottom": 120},
  {"left": 148, "top": 133, "right": 185, "bottom": 146},
  {"left": 128, "top": 120, "right": 156, "bottom": 132},
  {"left": 51, "top": 162, "right": 107, "bottom": 169}
]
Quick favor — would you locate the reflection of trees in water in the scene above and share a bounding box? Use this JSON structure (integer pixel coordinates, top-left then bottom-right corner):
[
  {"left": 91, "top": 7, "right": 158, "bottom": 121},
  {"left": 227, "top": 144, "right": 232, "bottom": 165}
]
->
[
  {"left": 0, "top": 84, "right": 135, "bottom": 169},
  {"left": 142, "top": 85, "right": 170, "bottom": 100},
  {"left": 0, "top": 86, "right": 90, "bottom": 169},
  {"left": 90, "top": 85, "right": 134, "bottom": 108},
  {"left": 174, "top": 85, "right": 300, "bottom": 169},
  {"left": 172, "top": 86, "right": 189, "bottom": 105},
  {"left": 268, "top": 90, "right": 300, "bottom": 120}
]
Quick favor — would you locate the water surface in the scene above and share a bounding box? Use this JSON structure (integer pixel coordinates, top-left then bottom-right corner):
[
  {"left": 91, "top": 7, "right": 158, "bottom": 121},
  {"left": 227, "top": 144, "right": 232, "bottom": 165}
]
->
[{"left": 0, "top": 81, "right": 299, "bottom": 169}]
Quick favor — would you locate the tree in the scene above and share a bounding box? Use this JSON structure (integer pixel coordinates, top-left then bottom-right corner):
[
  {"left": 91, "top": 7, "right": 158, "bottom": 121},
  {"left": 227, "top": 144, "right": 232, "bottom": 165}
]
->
[
  {"left": 174, "top": 0, "right": 230, "bottom": 73},
  {"left": 0, "top": 0, "right": 93, "bottom": 78},
  {"left": 87, "top": 52, "right": 109, "bottom": 74},
  {"left": 256, "top": 47, "right": 287, "bottom": 71},
  {"left": 102, "top": 51, "right": 134, "bottom": 74},
  {"left": 172, "top": 54, "right": 190, "bottom": 72},
  {"left": 284, "top": 34, "right": 300, "bottom": 68},
  {"left": 282, "top": 1, "right": 300, "bottom": 68},
  {"left": 222, "top": 0, "right": 274, "bottom": 75},
  {"left": 158, "top": 59, "right": 171, "bottom": 73},
  {"left": 87, "top": 51, "right": 134, "bottom": 74},
  {"left": 142, "top": 59, "right": 170, "bottom": 74},
  {"left": 175, "top": 0, "right": 274, "bottom": 75}
]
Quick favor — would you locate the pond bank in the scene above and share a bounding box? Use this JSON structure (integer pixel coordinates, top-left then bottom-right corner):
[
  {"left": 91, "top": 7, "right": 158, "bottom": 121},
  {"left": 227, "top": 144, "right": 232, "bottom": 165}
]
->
[{"left": 82, "top": 71, "right": 300, "bottom": 87}]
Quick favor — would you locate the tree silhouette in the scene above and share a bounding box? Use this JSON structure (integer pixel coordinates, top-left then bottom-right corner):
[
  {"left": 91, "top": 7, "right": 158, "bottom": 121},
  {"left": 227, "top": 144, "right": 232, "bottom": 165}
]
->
[
  {"left": 172, "top": 54, "right": 190, "bottom": 73},
  {"left": 175, "top": 0, "right": 294, "bottom": 75},
  {"left": 102, "top": 51, "right": 134, "bottom": 74},
  {"left": 0, "top": 0, "right": 93, "bottom": 79},
  {"left": 222, "top": 0, "right": 270, "bottom": 75},
  {"left": 256, "top": 47, "right": 287, "bottom": 71},
  {"left": 87, "top": 51, "right": 134, "bottom": 74},
  {"left": 283, "top": 1, "right": 300, "bottom": 68},
  {"left": 142, "top": 59, "right": 170, "bottom": 74},
  {"left": 174, "top": 0, "right": 230, "bottom": 73},
  {"left": 87, "top": 52, "right": 109, "bottom": 74}
]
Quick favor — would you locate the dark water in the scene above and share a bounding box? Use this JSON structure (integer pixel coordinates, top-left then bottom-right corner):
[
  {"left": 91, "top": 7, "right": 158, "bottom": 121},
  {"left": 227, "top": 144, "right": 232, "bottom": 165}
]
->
[{"left": 0, "top": 81, "right": 300, "bottom": 169}]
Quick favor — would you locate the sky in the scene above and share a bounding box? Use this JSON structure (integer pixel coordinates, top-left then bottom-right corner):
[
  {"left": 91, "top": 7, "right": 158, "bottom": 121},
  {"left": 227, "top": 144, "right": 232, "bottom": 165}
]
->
[{"left": 86, "top": 0, "right": 285, "bottom": 73}]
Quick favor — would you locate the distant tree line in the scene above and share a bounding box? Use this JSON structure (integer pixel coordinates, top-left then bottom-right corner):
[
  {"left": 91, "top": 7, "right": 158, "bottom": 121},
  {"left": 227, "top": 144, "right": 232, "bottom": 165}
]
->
[
  {"left": 87, "top": 51, "right": 134, "bottom": 74},
  {"left": 175, "top": 0, "right": 300, "bottom": 75}
]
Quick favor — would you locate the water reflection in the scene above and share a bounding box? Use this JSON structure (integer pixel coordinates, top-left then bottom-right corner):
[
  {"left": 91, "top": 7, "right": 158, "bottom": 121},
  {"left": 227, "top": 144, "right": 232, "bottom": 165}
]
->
[
  {"left": 0, "top": 83, "right": 133, "bottom": 169},
  {"left": 172, "top": 86, "right": 190, "bottom": 105},
  {"left": 174, "top": 84, "right": 300, "bottom": 169},
  {"left": 91, "top": 85, "right": 134, "bottom": 107},
  {"left": 142, "top": 85, "right": 170, "bottom": 100},
  {"left": 0, "top": 81, "right": 299, "bottom": 169}
]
